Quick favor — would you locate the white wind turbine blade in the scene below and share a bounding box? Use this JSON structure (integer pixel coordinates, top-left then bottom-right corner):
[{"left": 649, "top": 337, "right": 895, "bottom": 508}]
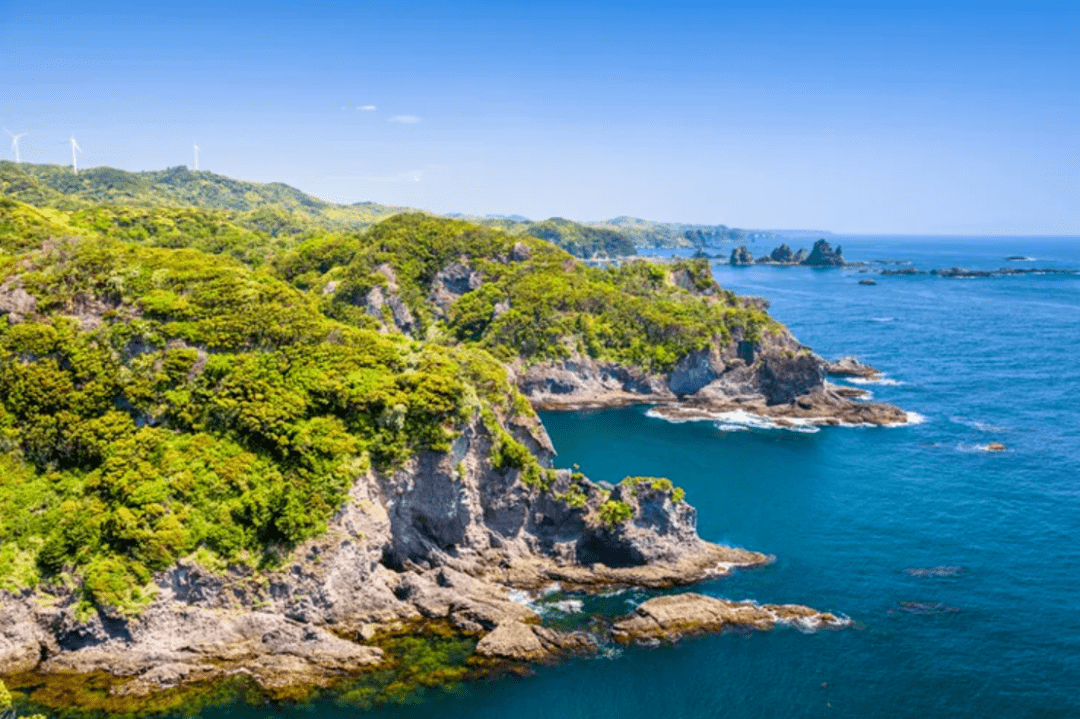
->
[
  {"left": 66, "top": 136, "right": 81, "bottom": 174},
  {"left": 2, "top": 128, "right": 24, "bottom": 162}
]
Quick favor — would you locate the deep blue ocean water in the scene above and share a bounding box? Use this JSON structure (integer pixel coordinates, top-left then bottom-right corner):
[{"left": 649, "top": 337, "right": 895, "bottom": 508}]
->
[{"left": 52, "top": 236, "right": 1080, "bottom": 718}]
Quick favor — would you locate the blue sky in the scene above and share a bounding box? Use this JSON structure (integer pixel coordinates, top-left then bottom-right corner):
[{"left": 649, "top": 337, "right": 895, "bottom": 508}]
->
[{"left": 1, "top": 0, "right": 1077, "bottom": 234}]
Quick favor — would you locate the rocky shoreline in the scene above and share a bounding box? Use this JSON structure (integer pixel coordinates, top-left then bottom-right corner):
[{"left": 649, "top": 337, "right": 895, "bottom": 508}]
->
[
  {"left": 0, "top": 405, "right": 840, "bottom": 712},
  {"left": 1, "top": 272, "right": 896, "bottom": 712},
  {"left": 517, "top": 315, "right": 908, "bottom": 430}
]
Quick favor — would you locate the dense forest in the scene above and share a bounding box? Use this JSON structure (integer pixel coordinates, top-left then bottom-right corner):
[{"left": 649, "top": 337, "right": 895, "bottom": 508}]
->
[{"left": 0, "top": 163, "right": 774, "bottom": 618}]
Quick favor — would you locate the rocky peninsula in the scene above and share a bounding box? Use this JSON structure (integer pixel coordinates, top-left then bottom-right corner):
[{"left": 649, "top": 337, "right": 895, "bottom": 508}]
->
[
  {"left": 0, "top": 418, "right": 831, "bottom": 706},
  {"left": 0, "top": 206, "right": 884, "bottom": 711},
  {"left": 518, "top": 296, "right": 908, "bottom": 428}
]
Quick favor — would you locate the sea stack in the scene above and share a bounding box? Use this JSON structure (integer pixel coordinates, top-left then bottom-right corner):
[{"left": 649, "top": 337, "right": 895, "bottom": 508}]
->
[{"left": 803, "top": 239, "right": 845, "bottom": 267}]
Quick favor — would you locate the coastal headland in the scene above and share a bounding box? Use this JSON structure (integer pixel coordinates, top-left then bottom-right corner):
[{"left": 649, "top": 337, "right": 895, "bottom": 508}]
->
[{"left": 0, "top": 165, "right": 901, "bottom": 712}]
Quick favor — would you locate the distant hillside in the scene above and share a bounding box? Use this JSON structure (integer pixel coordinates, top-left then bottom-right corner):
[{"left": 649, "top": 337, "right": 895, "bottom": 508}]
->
[
  {"left": 0, "top": 162, "right": 411, "bottom": 233},
  {"left": 444, "top": 214, "right": 636, "bottom": 258},
  {"left": 1, "top": 162, "right": 788, "bottom": 259},
  {"left": 592, "top": 216, "right": 781, "bottom": 249}
]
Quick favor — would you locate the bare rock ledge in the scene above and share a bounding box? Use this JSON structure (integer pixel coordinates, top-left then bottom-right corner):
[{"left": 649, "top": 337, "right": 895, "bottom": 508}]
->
[{"left": 612, "top": 593, "right": 850, "bottom": 645}]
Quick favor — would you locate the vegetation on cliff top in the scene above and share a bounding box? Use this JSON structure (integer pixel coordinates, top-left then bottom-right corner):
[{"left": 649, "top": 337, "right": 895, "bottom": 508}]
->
[
  {"left": 0, "top": 164, "right": 775, "bottom": 617},
  {"left": 0, "top": 237, "right": 531, "bottom": 615},
  {"left": 310, "top": 212, "right": 774, "bottom": 372}
]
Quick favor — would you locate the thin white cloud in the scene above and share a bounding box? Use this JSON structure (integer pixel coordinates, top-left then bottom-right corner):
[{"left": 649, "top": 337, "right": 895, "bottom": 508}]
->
[
  {"left": 358, "top": 105, "right": 376, "bottom": 111},
  {"left": 388, "top": 115, "right": 421, "bottom": 124}
]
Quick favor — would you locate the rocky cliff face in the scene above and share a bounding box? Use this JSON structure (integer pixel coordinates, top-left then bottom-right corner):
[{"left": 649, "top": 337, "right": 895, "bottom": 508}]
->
[
  {"left": 517, "top": 313, "right": 888, "bottom": 417},
  {"left": 0, "top": 412, "right": 769, "bottom": 697},
  {"left": 516, "top": 292, "right": 907, "bottom": 425}
]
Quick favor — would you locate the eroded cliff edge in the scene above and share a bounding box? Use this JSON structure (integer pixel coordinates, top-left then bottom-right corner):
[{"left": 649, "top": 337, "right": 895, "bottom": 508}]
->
[
  {"left": 514, "top": 294, "right": 907, "bottom": 428},
  {"left": 0, "top": 215, "right": 879, "bottom": 708},
  {"left": 0, "top": 412, "right": 841, "bottom": 701}
]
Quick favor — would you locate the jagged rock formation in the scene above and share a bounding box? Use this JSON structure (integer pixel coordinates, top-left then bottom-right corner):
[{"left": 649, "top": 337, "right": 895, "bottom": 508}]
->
[
  {"left": 0, "top": 415, "right": 771, "bottom": 696},
  {"left": 362, "top": 264, "right": 415, "bottom": 333},
  {"left": 757, "top": 243, "right": 796, "bottom": 264},
  {"left": 735, "top": 241, "right": 847, "bottom": 268},
  {"left": 0, "top": 280, "right": 37, "bottom": 323},
  {"left": 518, "top": 293, "right": 906, "bottom": 427},
  {"left": 729, "top": 246, "right": 755, "bottom": 266},
  {"left": 930, "top": 266, "right": 1077, "bottom": 278},
  {"left": 826, "top": 356, "right": 882, "bottom": 380},
  {"left": 803, "top": 239, "right": 845, "bottom": 267},
  {"left": 429, "top": 259, "right": 483, "bottom": 318}
]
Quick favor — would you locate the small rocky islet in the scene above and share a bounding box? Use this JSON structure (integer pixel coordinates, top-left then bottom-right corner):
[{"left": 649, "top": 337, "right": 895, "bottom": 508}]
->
[
  {"left": 0, "top": 166, "right": 909, "bottom": 713},
  {"left": 726, "top": 240, "right": 1076, "bottom": 279},
  {"left": 729, "top": 239, "right": 846, "bottom": 267}
]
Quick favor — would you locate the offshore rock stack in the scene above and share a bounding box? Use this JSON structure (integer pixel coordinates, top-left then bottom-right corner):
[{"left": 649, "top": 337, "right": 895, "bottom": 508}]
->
[{"left": 730, "top": 239, "right": 845, "bottom": 267}]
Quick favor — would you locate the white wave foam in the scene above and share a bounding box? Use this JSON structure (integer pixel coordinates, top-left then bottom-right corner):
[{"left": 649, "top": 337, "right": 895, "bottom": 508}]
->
[
  {"left": 786, "top": 613, "right": 854, "bottom": 633},
  {"left": 647, "top": 407, "right": 922, "bottom": 432},
  {"left": 957, "top": 441, "right": 1007, "bottom": 454},
  {"left": 843, "top": 376, "right": 905, "bottom": 386},
  {"left": 598, "top": 645, "right": 625, "bottom": 660},
  {"left": 870, "top": 317, "right": 895, "bottom": 322},
  {"left": 715, "top": 410, "right": 822, "bottom": 434},
  {"left": 507, "top": 589, "right": 546, "bottom": 616},
  {"left": 891, "top": 411, "right": 926, "bottom": 427},
  {"left": 949, "top": 416, "right": 1008, "bottom": 433},
  {"left": 540, "top": 582, "right": 563, "bottom": 597},
  {"left": 549, "top": 599, "right": 584, "bottom": 614}
]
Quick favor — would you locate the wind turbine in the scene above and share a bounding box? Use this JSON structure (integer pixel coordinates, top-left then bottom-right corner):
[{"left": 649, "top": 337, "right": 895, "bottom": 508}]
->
[
  {"left": 193, "top": 142, "right": 200, "bottom": 171},
  {"left": 4, "top": 129, "right": 26, "bottom": 163},
  {"left": 66, "top": 136, "right": 81, "bottom": 174}
]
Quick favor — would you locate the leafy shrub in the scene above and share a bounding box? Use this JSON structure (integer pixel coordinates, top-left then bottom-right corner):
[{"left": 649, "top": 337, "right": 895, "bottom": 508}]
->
[{"left": 597, "top": 500, "right": 633, "bottom": 528}]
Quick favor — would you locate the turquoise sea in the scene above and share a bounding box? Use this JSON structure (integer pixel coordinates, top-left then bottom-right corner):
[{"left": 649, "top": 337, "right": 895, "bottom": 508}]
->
[{"left": 51, "top": 236, "right": 1080, "bottom": 718}]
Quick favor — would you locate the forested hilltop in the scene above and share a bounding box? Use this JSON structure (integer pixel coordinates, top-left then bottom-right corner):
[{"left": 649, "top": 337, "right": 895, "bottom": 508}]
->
[
  {"left": 1, "top": 162, "right": 777, "bottom": 261},
  {"left": 0, "top": 163, "right": 776, "bottom": 621}
]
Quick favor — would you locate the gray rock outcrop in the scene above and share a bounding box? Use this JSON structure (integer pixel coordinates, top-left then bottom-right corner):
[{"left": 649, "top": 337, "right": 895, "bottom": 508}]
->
[
  {"left": 825, "top": 356, "right": 882, "bottom": 379},
  {"left": 0, "top": 280, "right": 37, "bottom": 322},
  {"left": 802, "top": 239, "right": 845, "bottom": 267},
  {"left": 611, "top": 593, "right": 849, "bottom": 645},
  {"left": 430, "top": 259, "right": 483, "bottom": 318},
  {"left": 0, "top": 411, "right": 767, "bottom": 696},
  {"left": 729, "top": 246, "right": 755, "bottom": 265},
  {"left": 363, "top": 264, "right": 415, "bottom": 334}
]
